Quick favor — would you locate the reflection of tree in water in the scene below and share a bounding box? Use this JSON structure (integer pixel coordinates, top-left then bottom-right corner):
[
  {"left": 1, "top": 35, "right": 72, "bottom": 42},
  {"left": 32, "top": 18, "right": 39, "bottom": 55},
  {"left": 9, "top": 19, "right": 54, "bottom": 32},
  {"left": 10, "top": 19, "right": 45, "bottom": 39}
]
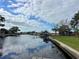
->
[
  {"left": 40, "top": 31, "right": 50, "bottom": 43},
  {"left": 0, "top": 38, "right": 5, "bottom": 56}
]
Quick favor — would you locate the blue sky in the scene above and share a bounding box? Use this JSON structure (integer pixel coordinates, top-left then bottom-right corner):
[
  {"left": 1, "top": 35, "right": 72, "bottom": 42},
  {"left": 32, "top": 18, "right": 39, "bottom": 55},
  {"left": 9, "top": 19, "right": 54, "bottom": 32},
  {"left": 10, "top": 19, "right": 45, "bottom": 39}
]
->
[{"left": 0, "top": 0, "right": 79, "bottom": 32}]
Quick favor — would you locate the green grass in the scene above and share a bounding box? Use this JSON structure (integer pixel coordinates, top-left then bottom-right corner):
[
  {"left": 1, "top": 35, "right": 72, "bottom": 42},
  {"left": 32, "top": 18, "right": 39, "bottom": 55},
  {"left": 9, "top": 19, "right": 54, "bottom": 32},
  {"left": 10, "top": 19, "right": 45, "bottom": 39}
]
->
[{"left": 52, "top": 36, "right": 79, "bottom": 51}]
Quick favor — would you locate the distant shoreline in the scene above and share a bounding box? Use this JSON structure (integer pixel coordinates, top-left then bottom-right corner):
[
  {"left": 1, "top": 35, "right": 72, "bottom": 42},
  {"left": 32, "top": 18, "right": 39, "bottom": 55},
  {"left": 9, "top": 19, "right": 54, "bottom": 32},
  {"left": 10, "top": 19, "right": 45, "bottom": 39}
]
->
[{"left": 0, "top": 33, "right": 20, "bottom": 38}]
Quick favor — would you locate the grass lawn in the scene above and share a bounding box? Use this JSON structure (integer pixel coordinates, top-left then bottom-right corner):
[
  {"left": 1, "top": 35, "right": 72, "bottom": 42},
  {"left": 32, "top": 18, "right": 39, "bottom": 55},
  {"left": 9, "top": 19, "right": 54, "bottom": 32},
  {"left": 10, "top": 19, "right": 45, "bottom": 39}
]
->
[{"left": 52, "top": 36, "right": 79, "bottom": 51}]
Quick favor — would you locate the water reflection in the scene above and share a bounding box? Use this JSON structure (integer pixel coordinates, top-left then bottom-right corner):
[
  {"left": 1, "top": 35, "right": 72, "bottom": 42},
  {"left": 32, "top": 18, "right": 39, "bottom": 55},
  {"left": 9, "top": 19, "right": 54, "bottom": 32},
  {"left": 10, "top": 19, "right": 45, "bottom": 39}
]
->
[
  {"left": 0, "top": 38, "right": 5, "bottom": 49},
  {"left": 0, "top": 35, "right": 66, "bottom": 59},
  {"left": 0, "top": 37, "right": 5, "bottom": 56}
]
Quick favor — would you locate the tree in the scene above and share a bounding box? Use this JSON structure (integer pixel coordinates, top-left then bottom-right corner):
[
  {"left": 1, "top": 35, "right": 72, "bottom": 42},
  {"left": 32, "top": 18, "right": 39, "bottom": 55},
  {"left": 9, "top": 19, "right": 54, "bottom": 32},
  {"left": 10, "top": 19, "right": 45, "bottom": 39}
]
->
[
  {"left": 0, "top": 28, "right": 8, "bottom": 34},
  {"left": 52, "top": 24, "right": 59, "bottom": 35},
  {"left": 0, "top": 15, "right": 7, "bottom": 37},
  {"left": 59, "top": 25, "right": 71, "bottom": 36},
  {"left": 70, "top": 11, "right": 79, "bottom": 36},
  {"left": 70, "top": 11, "right": 79, "bottom": 28},
  {"left": 0, "top": 15, "right": 5, "bottom": 27},
  {"left": 9, "top": 26, "right": 20, "bottom": 34}
]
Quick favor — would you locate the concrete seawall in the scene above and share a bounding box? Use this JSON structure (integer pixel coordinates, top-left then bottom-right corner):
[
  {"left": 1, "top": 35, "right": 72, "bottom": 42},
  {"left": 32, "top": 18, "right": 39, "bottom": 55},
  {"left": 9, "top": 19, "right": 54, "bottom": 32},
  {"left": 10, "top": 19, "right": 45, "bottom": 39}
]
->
[{"left": 49, "top": 37, "right": 79, "bottom": 59}]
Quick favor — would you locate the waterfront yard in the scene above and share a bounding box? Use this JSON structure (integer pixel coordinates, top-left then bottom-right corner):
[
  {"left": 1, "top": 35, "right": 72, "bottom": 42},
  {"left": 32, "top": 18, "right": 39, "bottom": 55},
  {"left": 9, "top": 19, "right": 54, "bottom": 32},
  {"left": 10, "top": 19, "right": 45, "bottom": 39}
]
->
[{"left": 52, "top": 36, "right": 79, "bottom": 51}]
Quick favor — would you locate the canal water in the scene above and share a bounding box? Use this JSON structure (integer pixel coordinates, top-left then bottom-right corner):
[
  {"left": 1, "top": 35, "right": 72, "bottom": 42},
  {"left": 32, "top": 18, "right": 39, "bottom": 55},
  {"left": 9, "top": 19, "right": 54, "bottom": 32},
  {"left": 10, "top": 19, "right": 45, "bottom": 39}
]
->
[{"left": 0, "top": 35, "right": 67, "bottom": 59}]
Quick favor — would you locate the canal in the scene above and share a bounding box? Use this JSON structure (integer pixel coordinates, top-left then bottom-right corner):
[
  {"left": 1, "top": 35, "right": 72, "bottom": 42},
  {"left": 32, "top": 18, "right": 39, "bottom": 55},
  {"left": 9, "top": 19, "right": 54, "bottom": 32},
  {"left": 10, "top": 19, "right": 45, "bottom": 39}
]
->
[{"left": 0, "top": 35, "right": 67, "bottom": 59}]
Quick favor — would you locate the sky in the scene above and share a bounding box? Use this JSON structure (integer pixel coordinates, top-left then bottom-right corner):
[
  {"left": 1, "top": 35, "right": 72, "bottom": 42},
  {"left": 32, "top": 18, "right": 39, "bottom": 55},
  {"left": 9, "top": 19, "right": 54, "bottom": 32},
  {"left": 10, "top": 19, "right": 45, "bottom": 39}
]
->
[{"left": 0, "top": 0, "right": 79, "bottom": 32}]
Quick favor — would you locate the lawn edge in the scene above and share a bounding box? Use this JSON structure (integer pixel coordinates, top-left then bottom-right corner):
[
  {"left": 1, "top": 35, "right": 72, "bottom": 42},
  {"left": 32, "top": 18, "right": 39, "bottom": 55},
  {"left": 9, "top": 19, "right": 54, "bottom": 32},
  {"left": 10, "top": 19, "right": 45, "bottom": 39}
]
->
[{"left": 49, "top": 37, "right": 79, "bottom": 59}]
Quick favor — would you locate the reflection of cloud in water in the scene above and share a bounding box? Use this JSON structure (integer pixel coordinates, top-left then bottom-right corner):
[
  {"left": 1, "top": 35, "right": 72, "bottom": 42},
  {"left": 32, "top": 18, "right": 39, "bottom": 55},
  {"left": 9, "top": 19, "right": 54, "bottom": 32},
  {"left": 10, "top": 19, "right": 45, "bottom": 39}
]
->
[
  {"left": 1, "top": 35, "right": 66, "bottom": 59},
  {"left": 27, "top": 42, "right": 52, "bottom": 53},
  {"left": 0, "top": 52, "right": 19, "bottom": 59}
]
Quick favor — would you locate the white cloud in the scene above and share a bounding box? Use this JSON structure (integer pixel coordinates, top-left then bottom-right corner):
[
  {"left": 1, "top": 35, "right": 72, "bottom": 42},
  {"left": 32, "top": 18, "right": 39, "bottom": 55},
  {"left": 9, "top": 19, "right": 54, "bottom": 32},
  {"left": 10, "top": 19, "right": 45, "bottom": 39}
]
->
[{"left": 0, "top": 0, "right": 79, "bottom": 31}]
